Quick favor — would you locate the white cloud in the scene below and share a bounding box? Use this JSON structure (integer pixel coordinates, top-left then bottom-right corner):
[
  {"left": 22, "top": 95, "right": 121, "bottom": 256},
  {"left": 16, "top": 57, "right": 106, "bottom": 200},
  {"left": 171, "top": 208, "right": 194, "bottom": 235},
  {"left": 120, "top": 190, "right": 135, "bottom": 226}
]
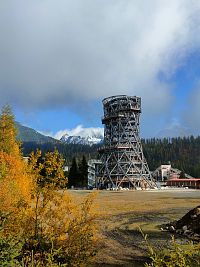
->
[
  {"left": 1, "top": 0, "right": 200, "bottom": 133},
  {"left": 54, "top": 125, "right": 104, "bottom": 140}
]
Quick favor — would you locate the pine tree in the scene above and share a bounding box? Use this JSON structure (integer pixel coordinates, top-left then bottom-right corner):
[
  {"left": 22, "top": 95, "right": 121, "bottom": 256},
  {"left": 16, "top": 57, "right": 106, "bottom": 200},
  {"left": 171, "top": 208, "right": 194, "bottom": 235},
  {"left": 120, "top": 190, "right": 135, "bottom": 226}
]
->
[
  {"left": 68, "top": 157, "right": 79, "bottom": 187},
  {"left": 79, "top": 155, "right": 88, "bottom": 187}
]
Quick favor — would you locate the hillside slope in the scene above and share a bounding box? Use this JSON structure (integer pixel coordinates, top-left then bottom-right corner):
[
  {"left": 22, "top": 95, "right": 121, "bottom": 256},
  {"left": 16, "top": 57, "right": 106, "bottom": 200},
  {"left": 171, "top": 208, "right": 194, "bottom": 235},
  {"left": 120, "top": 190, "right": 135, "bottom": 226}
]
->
[{"left": 16, "top": 122, "right": 58, "bottom": 144}]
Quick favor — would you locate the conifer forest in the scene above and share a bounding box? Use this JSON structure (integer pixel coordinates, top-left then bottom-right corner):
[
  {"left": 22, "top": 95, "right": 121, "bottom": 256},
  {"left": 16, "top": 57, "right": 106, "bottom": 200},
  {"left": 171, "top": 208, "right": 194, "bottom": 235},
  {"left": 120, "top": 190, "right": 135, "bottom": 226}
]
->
[{"left": 22, "top": 136, "right": 200, "bottom": 178}]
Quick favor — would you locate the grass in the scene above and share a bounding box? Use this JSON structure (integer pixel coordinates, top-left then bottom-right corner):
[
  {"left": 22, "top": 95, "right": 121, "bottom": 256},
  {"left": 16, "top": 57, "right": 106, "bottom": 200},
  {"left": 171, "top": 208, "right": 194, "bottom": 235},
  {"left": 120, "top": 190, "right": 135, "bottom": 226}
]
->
[{"left": 69, "top": 189, "right": 200, "bottom": 267}]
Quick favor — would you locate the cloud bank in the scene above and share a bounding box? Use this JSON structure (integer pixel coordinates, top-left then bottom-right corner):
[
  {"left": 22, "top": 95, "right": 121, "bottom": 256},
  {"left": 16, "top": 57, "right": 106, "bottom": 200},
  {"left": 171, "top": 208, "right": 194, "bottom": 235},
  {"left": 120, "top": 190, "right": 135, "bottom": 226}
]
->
[{"left": 0, "top": 0, "right": 200, "bottom": 133}]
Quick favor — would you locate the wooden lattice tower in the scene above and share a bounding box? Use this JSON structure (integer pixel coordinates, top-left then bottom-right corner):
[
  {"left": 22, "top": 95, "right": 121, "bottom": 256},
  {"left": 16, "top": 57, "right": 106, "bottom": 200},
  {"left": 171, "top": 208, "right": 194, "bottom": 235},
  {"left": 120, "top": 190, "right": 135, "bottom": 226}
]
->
[{"left": 98, "top": 95, "right": 156, "bottom": 189}]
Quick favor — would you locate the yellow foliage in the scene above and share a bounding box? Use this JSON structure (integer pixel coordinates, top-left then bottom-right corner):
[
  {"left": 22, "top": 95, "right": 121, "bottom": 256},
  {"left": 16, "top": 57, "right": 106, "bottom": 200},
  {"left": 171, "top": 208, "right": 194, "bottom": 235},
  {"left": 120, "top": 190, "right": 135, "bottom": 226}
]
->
[
  {"left": 0, "top": 149, "right": 98, "bottom": 265},
  {"left": 19, "top": 189, "right": 98, "bottom": 266},
  {"left": 0, "top": 106, "right": 99, "bottom": 266},
  {"left": 0, "top": 105, "right": 21, "bottom": 158},
  {"left": 0, "top": 151, "right": 34, "bottom": 211},
  {"left": 29, "top": 149, "right": 67, "bottom": 188},
  {"left": 0, "top": 150, "right": 99, "bottom": 265}
]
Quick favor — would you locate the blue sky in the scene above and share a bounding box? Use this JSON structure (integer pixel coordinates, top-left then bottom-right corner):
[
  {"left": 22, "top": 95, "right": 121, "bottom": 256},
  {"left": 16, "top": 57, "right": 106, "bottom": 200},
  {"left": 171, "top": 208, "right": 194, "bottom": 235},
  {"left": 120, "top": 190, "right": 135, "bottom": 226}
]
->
[{"left": 1, "top": 1, "right": 200, "bottom": 139}]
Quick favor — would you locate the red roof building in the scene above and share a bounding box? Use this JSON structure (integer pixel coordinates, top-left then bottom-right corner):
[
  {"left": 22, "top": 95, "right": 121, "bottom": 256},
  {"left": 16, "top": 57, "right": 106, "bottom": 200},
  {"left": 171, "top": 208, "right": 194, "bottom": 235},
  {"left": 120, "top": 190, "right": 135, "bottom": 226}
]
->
[{"left": 166, "top": 178, "right": 200, "bottom": 189}]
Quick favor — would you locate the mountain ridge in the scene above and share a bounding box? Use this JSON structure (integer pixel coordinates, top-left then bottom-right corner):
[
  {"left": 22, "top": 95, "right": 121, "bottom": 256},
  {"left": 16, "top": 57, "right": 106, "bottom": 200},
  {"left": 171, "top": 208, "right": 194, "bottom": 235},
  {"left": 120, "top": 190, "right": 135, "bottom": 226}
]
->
[
  {"left": 16, "top": 122, "right": 104, "bottom": 146},
  {"left": 16, "top": 122, "right": 59, "bottom": 144}
]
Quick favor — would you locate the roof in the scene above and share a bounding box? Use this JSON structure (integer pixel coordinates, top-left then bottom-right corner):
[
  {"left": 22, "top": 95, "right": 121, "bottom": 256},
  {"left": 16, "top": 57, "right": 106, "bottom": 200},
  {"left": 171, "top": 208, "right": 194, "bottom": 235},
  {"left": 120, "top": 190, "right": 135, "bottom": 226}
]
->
[{"left": 168, "top": 178, "right": 200, "bottom": 182}]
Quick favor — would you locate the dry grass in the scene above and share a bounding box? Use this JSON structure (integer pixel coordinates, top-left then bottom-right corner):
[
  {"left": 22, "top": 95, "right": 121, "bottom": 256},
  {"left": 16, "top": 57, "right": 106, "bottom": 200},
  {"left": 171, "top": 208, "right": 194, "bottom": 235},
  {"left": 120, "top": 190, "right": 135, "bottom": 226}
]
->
[{"left": 69, "top": 189, "right": 200, "bottom": 267}]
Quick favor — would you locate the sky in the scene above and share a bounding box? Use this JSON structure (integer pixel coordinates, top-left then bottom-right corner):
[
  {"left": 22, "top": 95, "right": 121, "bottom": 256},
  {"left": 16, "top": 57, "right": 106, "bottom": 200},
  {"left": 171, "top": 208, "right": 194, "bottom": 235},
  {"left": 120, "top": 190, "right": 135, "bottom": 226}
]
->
[{"left": 1, "top": 0, "right": 200, "bottom": 139}]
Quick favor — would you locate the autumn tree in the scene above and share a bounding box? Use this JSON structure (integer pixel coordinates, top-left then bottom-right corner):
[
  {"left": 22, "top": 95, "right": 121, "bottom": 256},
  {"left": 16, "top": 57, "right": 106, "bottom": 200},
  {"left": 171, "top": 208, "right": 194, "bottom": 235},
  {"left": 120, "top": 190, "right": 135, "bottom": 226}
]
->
[
  {"left": 29, "top": 149, "right": 67, "bottom": 189},
  {"left": 20, "top": 190, "right": 98, "bottom": 266},
  {"left": 0, "top": 105, "right": 20, "bottom": 157},
  {"left": 0, "top": 106, "right": 99, "bottom": 266},
  {"left": 41, "top": 149, "right": 67, "bottom": 188},
  {"left": 0, "top": 106, "right": 34, "bottom": 236}
]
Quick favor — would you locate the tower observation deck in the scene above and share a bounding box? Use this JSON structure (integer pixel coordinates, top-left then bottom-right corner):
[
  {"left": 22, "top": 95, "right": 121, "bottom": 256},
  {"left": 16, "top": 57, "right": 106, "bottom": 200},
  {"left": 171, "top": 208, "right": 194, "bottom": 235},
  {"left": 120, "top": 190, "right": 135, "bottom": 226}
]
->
[{"left": 98, "top": 95, "right": 156, "bottom": 189}]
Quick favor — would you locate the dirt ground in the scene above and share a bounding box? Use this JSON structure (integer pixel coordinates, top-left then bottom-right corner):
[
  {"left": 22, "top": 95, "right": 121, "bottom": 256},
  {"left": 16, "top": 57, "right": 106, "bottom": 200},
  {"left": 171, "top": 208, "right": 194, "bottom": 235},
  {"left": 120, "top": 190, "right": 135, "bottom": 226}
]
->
[{"left": 70, "top": 189, "right": 200, "bottom": 267}]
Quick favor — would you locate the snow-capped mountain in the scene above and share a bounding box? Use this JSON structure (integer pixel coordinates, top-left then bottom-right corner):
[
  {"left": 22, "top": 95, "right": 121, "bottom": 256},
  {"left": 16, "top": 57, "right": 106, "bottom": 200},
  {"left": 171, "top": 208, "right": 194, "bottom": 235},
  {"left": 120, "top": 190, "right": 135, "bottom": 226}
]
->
[
  {"left": 60, "top": 134, "right": 103, "bottom": 145},
  {"left": 60, "top": 126, "right": 104, "bottom": 145}
]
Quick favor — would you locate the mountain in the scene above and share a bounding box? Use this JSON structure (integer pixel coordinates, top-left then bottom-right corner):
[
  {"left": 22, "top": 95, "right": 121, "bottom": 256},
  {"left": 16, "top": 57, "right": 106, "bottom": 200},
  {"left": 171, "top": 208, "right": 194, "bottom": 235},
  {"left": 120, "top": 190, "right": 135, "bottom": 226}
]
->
[
  {"left": 16, "top": 122, "right": 58, "bottom": 144},
  {"left": 16, "top": 123, "right": 101, "bottom": 159},
  {"left": 60, "top": 132, "right": 103, "bottom": 146}
]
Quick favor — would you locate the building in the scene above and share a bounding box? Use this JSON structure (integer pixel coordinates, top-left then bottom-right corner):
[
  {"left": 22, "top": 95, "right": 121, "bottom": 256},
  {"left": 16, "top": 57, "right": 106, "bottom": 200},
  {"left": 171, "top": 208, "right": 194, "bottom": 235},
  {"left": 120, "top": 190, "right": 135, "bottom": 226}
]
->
[
  {"left": 152, "top": 164, "right": 171, "bottom": 181},
  {"left": 88, "top": 159, "right": 102, "bottom": 188},
  {"left": 166, "top": 178, "right": 200, "bottom": 189},
  {"left": 152, "top": 165, "right": 193, "bottom": 182}
]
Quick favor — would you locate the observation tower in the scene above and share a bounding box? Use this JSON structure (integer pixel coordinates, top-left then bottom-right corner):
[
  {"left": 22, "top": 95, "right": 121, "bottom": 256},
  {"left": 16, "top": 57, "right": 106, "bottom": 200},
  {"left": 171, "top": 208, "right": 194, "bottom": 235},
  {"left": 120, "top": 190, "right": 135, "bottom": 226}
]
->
[{"left": 98, "top": 95, "right": 156, "bottom": 189}]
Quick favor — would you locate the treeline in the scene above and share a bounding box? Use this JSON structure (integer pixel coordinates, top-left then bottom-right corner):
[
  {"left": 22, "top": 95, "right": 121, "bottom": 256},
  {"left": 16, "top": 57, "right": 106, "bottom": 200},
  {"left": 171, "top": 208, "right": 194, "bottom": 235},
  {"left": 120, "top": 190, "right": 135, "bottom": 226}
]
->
[
  {"left": 22, "top": 141, "right": 100, "bottom": 163},
  {"left": 142, "top": 136, "right": 200, "bottom": 177},
  {"left": 22, "top": 135, "right": 200, "bottom": 177}
]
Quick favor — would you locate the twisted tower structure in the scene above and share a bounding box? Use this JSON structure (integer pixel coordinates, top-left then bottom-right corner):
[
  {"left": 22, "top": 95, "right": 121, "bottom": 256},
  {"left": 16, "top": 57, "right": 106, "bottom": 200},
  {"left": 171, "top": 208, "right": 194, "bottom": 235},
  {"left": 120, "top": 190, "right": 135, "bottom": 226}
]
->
[{"left": 98, "top": 95, "right": 156, "bottom": 189}]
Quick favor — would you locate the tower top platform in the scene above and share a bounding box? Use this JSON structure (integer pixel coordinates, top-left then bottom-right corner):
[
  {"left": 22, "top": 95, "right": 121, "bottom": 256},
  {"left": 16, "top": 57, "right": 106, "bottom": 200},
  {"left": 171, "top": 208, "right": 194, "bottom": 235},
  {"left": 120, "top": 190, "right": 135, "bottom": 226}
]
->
[{"left": 102, "top": 95, "right": 140, "bottom": 104}]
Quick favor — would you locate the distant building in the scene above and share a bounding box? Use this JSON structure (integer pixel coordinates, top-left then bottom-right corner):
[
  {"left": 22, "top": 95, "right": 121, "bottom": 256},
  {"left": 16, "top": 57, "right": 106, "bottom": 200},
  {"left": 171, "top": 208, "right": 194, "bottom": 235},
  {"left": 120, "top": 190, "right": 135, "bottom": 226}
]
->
[
  {"left": 152, "top": 164, "right": 193, "bottom": 182},
  {"left": 166, "top": 178, "right": 200, "bottom": 189},
  {"left": 88, "top": 159, "right": 102, "bottom": 188},
  {"left": 153, "top": 164, "right": 171, "bottom": 181},
  {"left": 63, "top": 165, "right": 69, "bottom": 172},
  {"left": 23, "top": 156, "right": 29, "bottom": 163}
]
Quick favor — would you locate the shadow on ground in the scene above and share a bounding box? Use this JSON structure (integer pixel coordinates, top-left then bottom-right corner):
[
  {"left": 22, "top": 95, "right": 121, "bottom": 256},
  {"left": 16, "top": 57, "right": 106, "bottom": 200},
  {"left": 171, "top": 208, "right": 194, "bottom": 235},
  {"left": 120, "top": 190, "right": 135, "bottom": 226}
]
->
[{"left": 93, "top": 208, "right": 191, "bottom": 267}]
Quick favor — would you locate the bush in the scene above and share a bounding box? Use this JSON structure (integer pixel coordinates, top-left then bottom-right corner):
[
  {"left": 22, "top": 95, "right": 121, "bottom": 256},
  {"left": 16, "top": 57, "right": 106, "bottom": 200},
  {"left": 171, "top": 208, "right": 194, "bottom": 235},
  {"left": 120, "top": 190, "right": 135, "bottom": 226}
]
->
[
  {"left": 143, "top": 232, "right": 200, "bottom": 267},
  {"left": 0, "top": 230, "right": 22, "bottom": 266},
  {"left": 0, "top": 189, "right": 98, "bottom": 266}
]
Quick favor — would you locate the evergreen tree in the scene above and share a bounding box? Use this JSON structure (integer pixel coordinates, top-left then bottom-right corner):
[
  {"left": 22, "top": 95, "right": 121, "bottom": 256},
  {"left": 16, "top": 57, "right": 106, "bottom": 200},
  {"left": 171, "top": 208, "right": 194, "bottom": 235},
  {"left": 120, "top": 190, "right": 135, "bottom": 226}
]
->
[
  {"left": 68, "top": 157, "right": 80, "bottom": 187},
  {"left": 79, "top": 155, "right": 88, "bottom": 187}
]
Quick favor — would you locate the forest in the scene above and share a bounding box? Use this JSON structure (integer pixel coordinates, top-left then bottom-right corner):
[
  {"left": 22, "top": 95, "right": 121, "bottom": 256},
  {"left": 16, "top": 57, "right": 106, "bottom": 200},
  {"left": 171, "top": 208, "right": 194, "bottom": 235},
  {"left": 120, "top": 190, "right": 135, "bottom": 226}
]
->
[{"left": 22, "top": 136, "right": 200, "bottom": 178}]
